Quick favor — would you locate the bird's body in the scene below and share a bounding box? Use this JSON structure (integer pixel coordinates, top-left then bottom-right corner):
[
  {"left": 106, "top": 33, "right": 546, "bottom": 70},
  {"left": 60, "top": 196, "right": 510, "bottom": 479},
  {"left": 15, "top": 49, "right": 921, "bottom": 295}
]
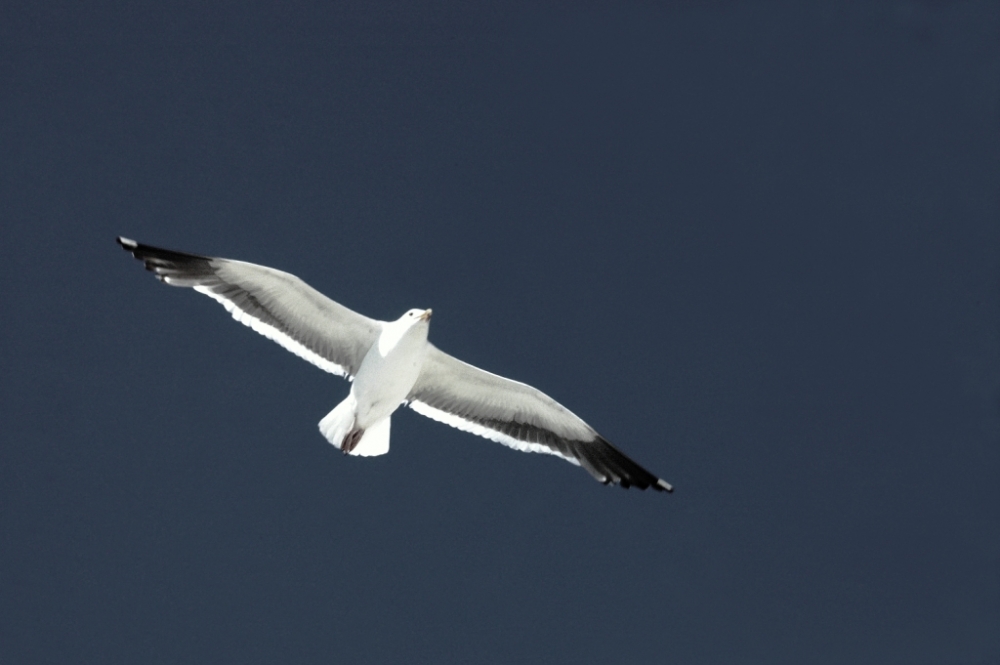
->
[
  {"left": 321, "top": 309, "right": 431, "bottom": 456},
  {"left": 352, "top": 310, "right": 430, "bottom": 430},
  {"left": 117, "top": 237, "right": 672, "bottom": 492}
]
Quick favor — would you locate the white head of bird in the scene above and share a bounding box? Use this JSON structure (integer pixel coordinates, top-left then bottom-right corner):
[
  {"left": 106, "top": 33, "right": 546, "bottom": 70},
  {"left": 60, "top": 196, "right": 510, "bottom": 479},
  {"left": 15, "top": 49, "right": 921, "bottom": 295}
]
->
[{"left": 377, "top": 308, "right": 432, "bottom": 357}]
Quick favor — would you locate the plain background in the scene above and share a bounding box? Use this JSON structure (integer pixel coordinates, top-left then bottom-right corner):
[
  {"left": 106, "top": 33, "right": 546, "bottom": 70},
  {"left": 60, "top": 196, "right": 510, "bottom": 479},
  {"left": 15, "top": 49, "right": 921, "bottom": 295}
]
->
[{"left": 2, "top": 2, "right": 998, "bottom": 663}]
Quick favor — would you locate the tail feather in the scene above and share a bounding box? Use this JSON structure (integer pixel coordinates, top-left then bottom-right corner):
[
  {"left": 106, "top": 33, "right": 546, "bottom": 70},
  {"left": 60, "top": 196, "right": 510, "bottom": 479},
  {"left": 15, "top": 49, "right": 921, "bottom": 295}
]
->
[
  {"left": 318, "top": 394, "right": 391, "bottom": 457},
  {"left": 319, "top": 394, "right": 356, "bottom": 451},
  {"left": 350, "top": 417, "right": 390, "bottom": 457}
]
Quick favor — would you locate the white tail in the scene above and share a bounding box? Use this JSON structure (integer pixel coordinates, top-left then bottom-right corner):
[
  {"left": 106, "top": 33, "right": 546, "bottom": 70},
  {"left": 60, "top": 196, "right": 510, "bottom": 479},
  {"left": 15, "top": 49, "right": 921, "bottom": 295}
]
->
[
  {"left": 319, "top": 394, "right": 357, "bottom": 450},
  {"left": 318, "top": 394, "right": 391, "bottom": 457},
  {"left": 351, "top": 416, "right": 391, "bottom": 457}
]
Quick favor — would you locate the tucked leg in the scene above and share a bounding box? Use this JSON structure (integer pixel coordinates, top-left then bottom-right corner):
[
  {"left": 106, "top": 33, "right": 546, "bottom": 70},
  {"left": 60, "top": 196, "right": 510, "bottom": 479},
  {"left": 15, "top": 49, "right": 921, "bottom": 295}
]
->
[{"left": 341, "top": 427, "right": 365, "bottom": 454}]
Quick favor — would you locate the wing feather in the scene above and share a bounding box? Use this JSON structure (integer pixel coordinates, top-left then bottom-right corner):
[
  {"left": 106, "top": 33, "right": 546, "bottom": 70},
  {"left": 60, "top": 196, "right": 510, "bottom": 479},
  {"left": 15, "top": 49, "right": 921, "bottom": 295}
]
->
[
  {"left": 408, "top": 344, "right": 672, "bottom": 491},
  {"left": 117, "top": 237, "right": 379, "bottom": 378}
]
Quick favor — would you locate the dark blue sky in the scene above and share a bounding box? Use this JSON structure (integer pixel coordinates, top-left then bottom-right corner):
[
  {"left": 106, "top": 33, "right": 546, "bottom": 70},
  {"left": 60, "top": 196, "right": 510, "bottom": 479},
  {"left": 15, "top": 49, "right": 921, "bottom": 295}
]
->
[{"left": 2, "top": 2, "right": 998, "bottom": 663}]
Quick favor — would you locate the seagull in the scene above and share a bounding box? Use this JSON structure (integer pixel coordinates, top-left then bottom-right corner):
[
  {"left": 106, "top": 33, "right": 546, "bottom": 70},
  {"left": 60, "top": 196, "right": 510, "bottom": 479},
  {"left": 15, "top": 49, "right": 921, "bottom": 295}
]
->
[{"left": 117, "top": 237, "right": 673, "bottom": 492}]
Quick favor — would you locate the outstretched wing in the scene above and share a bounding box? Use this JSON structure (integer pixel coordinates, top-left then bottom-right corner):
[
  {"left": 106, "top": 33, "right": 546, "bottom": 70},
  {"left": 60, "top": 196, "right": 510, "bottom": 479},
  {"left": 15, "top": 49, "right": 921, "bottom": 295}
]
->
[
  {"left": 117, "top": 237, "right": 379, "bottom": 379},
  {"left": 407, "top": 344, "right": 672, "bottom": 491}
]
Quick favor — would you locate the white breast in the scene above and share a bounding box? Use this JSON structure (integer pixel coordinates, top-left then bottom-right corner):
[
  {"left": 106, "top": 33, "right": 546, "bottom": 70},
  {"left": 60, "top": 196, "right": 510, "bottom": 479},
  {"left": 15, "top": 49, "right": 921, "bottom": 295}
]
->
[{"left": 350, "top": 318, "right": 429, "bottom": 427}]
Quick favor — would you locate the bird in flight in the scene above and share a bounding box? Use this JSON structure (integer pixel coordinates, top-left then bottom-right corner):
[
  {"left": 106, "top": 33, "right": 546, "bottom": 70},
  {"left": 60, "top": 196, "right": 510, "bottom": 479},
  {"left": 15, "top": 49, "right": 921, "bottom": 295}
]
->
[{"left": 117, "top": 237, "right": 672, "bottom": 491}]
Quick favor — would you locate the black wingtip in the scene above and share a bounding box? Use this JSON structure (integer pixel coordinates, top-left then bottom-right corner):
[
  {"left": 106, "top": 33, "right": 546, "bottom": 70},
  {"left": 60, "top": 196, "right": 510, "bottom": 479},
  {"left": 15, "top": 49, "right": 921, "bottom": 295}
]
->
[
  {"left": 115, "top": 237, "right": 217, "bottom": 286},
  {"left": 584, "top": 436, "right": 673, "bottom": 493}
]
